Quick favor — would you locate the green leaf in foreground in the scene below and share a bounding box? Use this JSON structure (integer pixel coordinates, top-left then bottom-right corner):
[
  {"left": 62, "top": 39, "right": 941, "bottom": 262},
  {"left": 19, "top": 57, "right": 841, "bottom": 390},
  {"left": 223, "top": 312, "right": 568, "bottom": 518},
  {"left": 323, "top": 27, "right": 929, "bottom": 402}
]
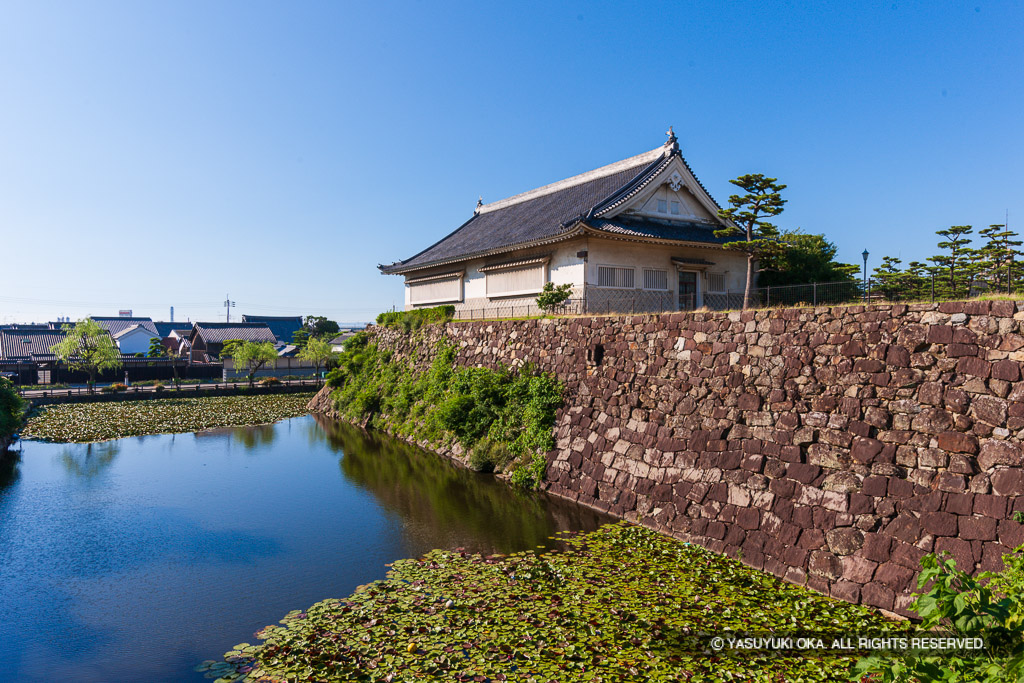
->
[{"left": 204, "top": 522, "right": 907, "bottom": 682}]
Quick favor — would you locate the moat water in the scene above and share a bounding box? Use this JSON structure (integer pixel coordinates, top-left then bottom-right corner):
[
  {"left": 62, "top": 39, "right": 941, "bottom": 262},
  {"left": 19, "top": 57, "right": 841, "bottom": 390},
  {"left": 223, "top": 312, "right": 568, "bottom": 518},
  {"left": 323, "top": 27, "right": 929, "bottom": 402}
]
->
[{"left": 0, "top": 415, "right": 611, "bottom": 682}]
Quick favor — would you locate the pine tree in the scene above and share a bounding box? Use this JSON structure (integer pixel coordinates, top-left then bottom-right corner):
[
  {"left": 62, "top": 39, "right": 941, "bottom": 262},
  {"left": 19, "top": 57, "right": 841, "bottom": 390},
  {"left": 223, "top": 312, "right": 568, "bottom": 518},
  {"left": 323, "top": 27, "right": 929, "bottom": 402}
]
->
[
  {"left": 927, "top": 225, "right": 974, "bottom": 298},
  {"left": 872, "top": 256, "right": 905, "bottom": 300},
  {"left": 977, "top": 224, "right": 1023, "bottom": 294},
  {"left": 714, "top": 174, "right": 787, "bottom": 309},
  {"left": 907, "top": 261, "right": 932, "bottom": 300}
]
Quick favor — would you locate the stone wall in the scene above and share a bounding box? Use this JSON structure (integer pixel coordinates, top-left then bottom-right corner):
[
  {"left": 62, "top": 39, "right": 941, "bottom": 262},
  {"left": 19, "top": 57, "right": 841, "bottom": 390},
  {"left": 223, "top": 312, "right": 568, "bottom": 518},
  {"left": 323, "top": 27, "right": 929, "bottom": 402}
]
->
[{"left": 313, "top": 300, "right": 1024, "bottom": 616}]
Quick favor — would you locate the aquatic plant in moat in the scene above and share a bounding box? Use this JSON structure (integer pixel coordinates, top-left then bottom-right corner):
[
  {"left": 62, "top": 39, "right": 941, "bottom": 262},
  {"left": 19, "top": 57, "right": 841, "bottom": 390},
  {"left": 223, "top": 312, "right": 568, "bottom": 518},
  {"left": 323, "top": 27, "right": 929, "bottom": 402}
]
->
[
  {"left": 198, "top": 522, "right": 905, "bottom": 682},
  {"left": 22, "top": 393, "right": 315, "bottom": 442},
  {"left": 327, "top": 334, "right": 562, "bottom": 489}
]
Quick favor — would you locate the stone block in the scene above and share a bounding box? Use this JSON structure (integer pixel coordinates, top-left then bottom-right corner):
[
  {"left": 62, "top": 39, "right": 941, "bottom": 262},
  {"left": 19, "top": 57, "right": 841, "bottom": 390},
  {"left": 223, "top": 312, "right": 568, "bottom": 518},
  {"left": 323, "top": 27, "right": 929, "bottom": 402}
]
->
[
  {"left": 926, "top": 325, "right": 953, "bottom": 344},
  {"left": 972, "top": 397, "right": 1008, "bottom": 426},
  {"left": 993, "top": 360, "right": 1021, "bottom": 382},
  {"left": 861, "top": 476, "right": 888, "bottom": 497},
  {"left": 992, "top": 469, "right": 1024, "bottom": 496},
  {"left": 786, "top": 463, "right": 821, "bottom": 484},
  {"left": 830, "top": 581, "right": 861, "bottom": 603},
  {"left": 959, "top": 516, "right": 997, "bottom": 541},
  {"left": 842, "top": 555, "right": 878, "bottom": 583},
  {"left": 957, "top": 356, "right": 991, "bottom": 378},
  {"left": 826, "top": 527, "right": 865, "bottom": 556},
  {"left": 921, "top": 512, "right": 958, "bottom": 536},
  {"left": 862, "top": 533, "right": 892, "bottom": 563},
  {"left": 862, "top": 582, "right": 895, "bottom": 611},
  {"left": 808, "top": 550, "right": 843, "bottom": 580},
  {"left": 972, "top": 494, "right": 1007, "bottom": 519},
  {"left": 851, "top": 437, "right": 884, "bottom": 464},
  {"left": 890, "top": 541, "right": 926, "bottom": 569},
  {"left": 935, "top": 431, "right": 979, "bottom": 454},
  {"left": 874, "top": 562, "right": 916, "bottom": 592},
  {"left": 934, "top": 537, "right": 974, "bottom": 571}
]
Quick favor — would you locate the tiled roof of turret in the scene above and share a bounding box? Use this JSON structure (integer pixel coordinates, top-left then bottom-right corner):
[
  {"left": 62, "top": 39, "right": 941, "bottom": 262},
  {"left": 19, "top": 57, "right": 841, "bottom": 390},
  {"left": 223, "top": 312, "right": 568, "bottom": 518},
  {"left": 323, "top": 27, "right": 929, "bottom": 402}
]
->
[
  {"left": 585, "top": 218, "right": 730, "bottom": 244},
  {"left": 380, "top": 136, "right": 724, "bottom": 275}
]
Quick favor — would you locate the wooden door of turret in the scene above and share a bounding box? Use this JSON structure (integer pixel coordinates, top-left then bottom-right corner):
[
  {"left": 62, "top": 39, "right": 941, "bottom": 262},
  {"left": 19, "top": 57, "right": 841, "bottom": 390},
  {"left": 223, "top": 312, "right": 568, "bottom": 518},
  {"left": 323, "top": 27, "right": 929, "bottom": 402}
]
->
[{"left": 678, "top": 271, "right": 697, "bottom": 311}]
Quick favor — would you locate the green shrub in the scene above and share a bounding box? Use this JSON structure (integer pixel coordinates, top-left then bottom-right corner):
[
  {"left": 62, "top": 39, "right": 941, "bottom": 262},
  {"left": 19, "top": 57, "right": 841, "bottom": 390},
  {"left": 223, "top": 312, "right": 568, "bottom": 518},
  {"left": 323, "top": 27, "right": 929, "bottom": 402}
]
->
[
  {"left": 101, "top": 383, "right": 128, "bottom": 393},
  {"left": 467, "top": 438, "right": 513, "bottom": 473},
  {"left": 852, "top": 547, "right": 1024, "bottom": 681},
  {"left": 536, "top": 281, "right": 573, "bottom": 313},
  {"left": 375, "top": 305, "right": 455, "bottom": 332},
  {"left": 259, "top": 377, "right": 282, "bottom": 386},
  {"left": 326, "top": 335, "right": 561, "bottom": 489},
  {"left": 0, "top": 378, "right": 26, "bottom": 445}
]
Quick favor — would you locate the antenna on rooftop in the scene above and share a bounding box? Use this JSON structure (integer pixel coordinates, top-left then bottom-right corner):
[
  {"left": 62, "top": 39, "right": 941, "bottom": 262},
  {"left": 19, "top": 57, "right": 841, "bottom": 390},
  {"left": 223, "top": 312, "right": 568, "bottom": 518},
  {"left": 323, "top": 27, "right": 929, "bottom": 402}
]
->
[{"left": 223, "top": 295, "right": 235, "bottom": 323}]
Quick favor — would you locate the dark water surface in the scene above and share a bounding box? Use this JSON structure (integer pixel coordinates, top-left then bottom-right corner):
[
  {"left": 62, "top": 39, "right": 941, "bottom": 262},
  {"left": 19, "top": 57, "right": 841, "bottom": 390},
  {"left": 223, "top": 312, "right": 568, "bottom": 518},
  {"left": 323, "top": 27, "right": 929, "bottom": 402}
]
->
[{"left": 0, "top": 415, "right": 612, "bottom": 682}]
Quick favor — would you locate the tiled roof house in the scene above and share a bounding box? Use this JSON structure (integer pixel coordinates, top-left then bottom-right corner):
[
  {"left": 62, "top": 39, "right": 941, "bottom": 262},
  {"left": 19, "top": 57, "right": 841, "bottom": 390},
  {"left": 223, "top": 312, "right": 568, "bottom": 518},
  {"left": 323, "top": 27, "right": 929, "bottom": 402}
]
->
[
  {"left": 92, "top": 317, "right": 159, "bottom": 337},
  {"left": 379, "top": 131, "right": 747, "bottom": 314},
  {"left": 241, "top": 315, "right": 304, "bottom": 345},
  {"left": 0, "top": 329, "right": 69, "bottom": 361},
  {"left": 188, "top": 323, "right": 277, "bottom": 362}
]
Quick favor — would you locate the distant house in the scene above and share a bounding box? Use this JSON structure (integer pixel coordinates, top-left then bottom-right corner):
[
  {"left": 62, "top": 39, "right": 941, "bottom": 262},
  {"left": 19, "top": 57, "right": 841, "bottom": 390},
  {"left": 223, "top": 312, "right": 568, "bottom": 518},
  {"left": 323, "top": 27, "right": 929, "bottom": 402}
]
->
[
  {"left": 92, "top": 316, "right": 159, "bottom": 337},
  {"left": 111, "top": 324, "right": 160, "bottom": 355},
  {"left": 0, "top": 328, "right": 69, "bottom": 362},
  {"left": 188, "top": 323, "right": 277, "bottom": 362},
  {"left": 275, "top": 343, "right": 300, "bottom": 357},
  {"left": 241, "top": 315, "right": 304, "bottom": 345},
  {"left": 152, "top": 321, "right": 181, "bottom": 338},
  {"left": 328, "top": 332, "right": 358, "bottom": 353},
  {"left": 379, "top": 131, "right": 747, "bottom": 315}
]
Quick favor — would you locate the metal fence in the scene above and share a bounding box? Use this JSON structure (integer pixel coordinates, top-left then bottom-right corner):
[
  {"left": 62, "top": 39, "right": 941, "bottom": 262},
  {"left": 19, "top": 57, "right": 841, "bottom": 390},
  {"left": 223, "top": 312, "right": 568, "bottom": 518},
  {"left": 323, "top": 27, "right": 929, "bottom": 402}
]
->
[
  {"left": 446, "top": 275, "right": 1016, "bottom": 320},
  {"left": 750, "top": 280, "right": 866, "bottom": 308},
  {"left": 18, "top": 377, "right": 322, "bottom": 399},
  {"left": 452, "top": 298, "right": 586, "bottom": 320}
]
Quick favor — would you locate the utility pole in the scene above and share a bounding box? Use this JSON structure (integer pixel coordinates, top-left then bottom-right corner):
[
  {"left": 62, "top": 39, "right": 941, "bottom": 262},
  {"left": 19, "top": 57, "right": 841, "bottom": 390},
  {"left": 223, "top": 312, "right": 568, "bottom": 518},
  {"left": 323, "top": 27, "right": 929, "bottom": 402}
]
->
[{"left": 224, "top": 295, "right": 235, "bottom": 322}]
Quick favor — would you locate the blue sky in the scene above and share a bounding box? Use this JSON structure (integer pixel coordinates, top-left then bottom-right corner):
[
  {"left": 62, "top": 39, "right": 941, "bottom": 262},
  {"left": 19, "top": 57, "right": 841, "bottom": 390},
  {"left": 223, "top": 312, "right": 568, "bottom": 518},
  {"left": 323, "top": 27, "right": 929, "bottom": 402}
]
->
[{"left": 1, "top": 1, "right": 1021, "bottom": 324}]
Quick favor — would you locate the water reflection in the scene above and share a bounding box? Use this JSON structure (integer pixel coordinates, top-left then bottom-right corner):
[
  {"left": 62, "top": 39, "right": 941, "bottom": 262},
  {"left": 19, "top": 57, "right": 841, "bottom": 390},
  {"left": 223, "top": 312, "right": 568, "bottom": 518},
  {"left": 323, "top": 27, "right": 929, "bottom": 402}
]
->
[
  {"left": 314, "top": 415, "right": 610, "bottom": 553},
  {"left": 3, "top": 415, "right": 611, "bottom": 683},
  {"left": 230, "top": 423, "right": 276, "bottom": 450},
  {"left": 0, "top": 450, "right": 19, "bottom": 491},
  {"left": 59, "top": 442, "right": 121, "bottom": 478}
]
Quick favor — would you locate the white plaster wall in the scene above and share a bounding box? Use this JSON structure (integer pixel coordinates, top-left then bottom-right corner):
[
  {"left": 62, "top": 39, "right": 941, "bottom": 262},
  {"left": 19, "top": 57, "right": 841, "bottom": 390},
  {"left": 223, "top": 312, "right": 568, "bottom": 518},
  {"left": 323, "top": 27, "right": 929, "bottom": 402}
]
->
[
  {"left": 405, "top": 239, "right": 588, "bottom": 310},
  {"left": 586, "top": 238, "right": 749, "bottom": 306},
  {"left": 116, "top": 329, "right": 159, "bottom": 355},
  {"left": 548, "top": 241, "right": 586, "bottom": 287},
  {"left": 400, "top": 237, "right": 750, "bottom": 311}
]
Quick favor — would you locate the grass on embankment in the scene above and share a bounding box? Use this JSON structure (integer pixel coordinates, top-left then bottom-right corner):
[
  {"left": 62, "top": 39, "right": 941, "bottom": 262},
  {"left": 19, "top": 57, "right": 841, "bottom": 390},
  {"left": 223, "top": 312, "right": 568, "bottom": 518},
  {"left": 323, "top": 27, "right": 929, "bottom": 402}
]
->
[
  {"left": 21, "top": 392, "right": 315, "bottom": 443},
  {"left": 198, "top": 522, "right": 907, "bottom": 683}
]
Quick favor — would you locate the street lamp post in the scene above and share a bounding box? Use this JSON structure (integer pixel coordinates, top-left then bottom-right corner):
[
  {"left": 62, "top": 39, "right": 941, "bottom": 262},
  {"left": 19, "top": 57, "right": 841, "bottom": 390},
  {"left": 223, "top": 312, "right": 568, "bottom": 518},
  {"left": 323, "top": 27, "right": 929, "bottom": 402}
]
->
[{"left": 862, "top": 249, "right": 870, "bottom": 302}]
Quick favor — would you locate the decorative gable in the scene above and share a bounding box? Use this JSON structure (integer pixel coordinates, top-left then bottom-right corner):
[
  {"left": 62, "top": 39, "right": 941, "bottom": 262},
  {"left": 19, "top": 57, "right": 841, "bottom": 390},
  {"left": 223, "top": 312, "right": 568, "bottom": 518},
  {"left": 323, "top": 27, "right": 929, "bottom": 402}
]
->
[
  {"left": 629, "top": 184, "right": 712, "bottom": 221},
  {"left": 597, "top": 155, "right": 725, "bottom": 225}
]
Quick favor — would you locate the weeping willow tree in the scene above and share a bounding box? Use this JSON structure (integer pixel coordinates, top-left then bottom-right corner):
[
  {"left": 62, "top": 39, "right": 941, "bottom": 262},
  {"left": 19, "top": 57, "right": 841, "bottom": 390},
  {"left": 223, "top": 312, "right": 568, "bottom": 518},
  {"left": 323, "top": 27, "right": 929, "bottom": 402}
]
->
[{"left": 50, "top": 318, "right": 122, "bottom": 393}]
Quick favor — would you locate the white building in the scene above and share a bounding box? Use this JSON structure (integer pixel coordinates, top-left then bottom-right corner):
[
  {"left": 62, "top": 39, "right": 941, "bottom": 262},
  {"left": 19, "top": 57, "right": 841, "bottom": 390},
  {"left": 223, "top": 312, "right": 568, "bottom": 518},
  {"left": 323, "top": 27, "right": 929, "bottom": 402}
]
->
[
  {"left": 380, "top": 131, "right": 749, "bottom": 316},
  {"left": 111, "top": 324, "right": 160, "bottom": 355}
]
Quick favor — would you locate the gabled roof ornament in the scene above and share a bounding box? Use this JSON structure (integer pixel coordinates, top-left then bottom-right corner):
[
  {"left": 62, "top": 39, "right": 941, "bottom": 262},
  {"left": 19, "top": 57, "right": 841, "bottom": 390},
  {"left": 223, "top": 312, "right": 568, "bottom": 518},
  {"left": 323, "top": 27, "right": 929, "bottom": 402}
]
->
[
  {"left": 474, "top": 196, "right": 483, "bottom": 214},
  {"left": 665, "top": 126, "right": 679, "bottom": 154}
]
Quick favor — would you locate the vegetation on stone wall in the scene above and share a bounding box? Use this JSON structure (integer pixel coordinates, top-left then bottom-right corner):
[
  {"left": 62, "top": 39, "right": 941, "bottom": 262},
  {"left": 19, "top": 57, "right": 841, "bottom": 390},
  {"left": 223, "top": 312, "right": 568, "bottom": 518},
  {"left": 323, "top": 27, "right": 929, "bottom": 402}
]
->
[
  {"left": 326, "top": 333, "right": 561, "bottom": 489},
  {"left": 197, "top": 522, "right": 905, "bottom": 682},
  {"left": 0, "top": 377, "right": 26, "bottom": 448},
  {"left": 375, "top": 305, "right": 455, "bottom": 332}
]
